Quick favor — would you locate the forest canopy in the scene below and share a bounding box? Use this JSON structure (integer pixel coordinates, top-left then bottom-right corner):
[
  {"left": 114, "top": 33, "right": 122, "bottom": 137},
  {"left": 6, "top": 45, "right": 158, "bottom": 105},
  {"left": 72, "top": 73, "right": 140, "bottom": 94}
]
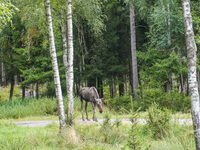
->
[{"left": 0, "top": 0, "right": 199, "bottom": 112}]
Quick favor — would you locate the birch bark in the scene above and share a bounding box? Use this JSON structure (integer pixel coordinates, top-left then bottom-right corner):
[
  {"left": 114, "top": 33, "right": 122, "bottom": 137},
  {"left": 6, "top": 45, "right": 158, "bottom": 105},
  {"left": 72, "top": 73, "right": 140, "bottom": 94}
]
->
[
  {"left": 130, "top": 3, "right": 139, "bottom": 97},
  {"left": 44, "top": 0, "right": 66, "bottom": 130},
  {"left": 67, "top": 0, "right": 74, "bottom": 118},
  {"left": 182, "top": 0, "right": 200, "bottom": 149}
]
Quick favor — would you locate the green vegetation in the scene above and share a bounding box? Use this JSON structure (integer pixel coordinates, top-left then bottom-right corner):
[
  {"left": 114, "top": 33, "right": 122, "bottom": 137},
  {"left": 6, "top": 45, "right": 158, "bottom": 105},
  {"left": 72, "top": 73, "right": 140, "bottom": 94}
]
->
[
  {"left": 0, "top": 93, "right": 194, "bottom": 150},
  {"left": 0, "top": 0, "right": 198, "bottom": 148},
  {"left": 147, "top": 103, "right": 172, "bottom": 139},
  {"left": 0, "top": 92, "right": 192, "bottom": 120},
  {"left": 0, "top": 116, "right": 195, "bottom": 150}
]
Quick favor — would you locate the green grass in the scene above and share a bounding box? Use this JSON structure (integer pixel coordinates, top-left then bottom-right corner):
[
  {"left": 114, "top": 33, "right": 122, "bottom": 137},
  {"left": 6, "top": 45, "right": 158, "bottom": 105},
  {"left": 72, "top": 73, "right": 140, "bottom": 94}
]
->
[
  {"left": 0, "top": 90, "right": 195, "bottom": 150},
  {"left": 0, "top": 96, "right": 192, "bottom": 121},
  {"left": 0, "top": 120, "right": 195, "bottom": 150},
  {"left": 0, "top": 85, "right": 22, "bottom": 101}
]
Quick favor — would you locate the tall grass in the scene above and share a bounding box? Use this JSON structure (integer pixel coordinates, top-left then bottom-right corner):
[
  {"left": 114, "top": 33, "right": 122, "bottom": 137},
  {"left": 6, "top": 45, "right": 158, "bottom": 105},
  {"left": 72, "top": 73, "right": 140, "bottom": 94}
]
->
[
  {"left": 0, "top": 96, "right": 104, "bottom": 120},
  {"left": 0, "top": 98, "right": 58, "bottom": 119},
  {"left": 0, "top": 120, "right": 195, "bottom": 150}
]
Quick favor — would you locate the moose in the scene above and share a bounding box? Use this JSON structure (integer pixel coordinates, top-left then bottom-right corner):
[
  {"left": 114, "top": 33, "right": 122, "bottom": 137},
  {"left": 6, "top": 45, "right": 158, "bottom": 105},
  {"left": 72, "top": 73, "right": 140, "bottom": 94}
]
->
[{"left": 80, "top": 87, "right": 104, "bottom": 122}]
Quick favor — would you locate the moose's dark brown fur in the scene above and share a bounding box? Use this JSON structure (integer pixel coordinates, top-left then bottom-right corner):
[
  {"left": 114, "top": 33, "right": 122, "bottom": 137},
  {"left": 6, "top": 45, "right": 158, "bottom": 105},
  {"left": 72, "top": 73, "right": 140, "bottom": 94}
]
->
[{"left": 80, "top": 87, "right": 104, "bottom": 121}]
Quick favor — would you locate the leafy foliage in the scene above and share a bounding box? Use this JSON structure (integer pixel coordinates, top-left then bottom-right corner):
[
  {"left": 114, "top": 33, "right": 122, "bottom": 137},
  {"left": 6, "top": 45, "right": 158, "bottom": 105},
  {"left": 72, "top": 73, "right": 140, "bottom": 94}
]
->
[{"left": 0, "top": 0, "right": 19, "bottom": 29}]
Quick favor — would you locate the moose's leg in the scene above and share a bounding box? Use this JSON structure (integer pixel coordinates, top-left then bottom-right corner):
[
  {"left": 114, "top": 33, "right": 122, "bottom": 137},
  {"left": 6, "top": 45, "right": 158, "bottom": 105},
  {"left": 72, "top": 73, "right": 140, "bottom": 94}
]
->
[
  {"left": 92, "top": 102, "right": 98, "bottom": 122},
  {"left": 81, "top": 99, "right": 85, "bottom": 121},
  {"left": 85, "top": 102, "right": 90, "bottom": 121}
]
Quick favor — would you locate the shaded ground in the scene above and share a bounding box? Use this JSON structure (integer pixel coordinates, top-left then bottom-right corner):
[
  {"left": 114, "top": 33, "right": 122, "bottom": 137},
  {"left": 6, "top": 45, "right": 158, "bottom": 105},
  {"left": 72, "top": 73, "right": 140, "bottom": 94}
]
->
[{"left": 13, "top": 118, "right": 192, "bottom": 127}]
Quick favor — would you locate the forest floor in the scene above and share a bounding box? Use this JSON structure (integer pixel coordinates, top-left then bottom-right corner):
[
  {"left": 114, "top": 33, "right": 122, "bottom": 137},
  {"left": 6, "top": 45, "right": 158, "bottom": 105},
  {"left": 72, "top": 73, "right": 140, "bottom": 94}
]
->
[{"left": 13, "top": 118, "right": 192, "bottom": 127}]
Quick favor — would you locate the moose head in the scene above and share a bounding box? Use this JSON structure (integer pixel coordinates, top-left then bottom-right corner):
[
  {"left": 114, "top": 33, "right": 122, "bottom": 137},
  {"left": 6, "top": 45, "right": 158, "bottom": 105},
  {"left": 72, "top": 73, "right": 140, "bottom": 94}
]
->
[{"left": 95, "top": 98, "right": 105, "bottom": 113}]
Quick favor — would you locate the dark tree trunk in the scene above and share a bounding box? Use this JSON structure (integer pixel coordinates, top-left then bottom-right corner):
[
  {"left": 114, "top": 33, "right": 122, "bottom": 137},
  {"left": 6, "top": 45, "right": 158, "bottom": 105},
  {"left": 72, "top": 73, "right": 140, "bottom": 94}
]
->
[
  {"left": 109, "top": 82, "right": 116, "bottom": 98},
  {"left": 119, "top": 83, "right": 124, "bottom": 96},
  {"left": 75, "top": 83, "right": 80, "bottom": 96},
  {"left": 21, "top": 77, "right": 25, "bottom": 100},
  {"left": 180, "top": 74, "right": 184, "bottom": 92},
  {"left": 22, "top": 86, "right": 25, "bottom": 100},
  {"left": 97, "top": 78, "right": 103, "bottom": 98},
  {"left": 9, "top": 51, "right": 14, "bottom": 101},
  {"left": 9, "top": 74, "right": 14, "bottom": 101},
  {"left": 165, "top": 79, "right": 171, "bottom": 92},
  {"left": 36, "top": 82, "right": 39, "bottom": 99}
]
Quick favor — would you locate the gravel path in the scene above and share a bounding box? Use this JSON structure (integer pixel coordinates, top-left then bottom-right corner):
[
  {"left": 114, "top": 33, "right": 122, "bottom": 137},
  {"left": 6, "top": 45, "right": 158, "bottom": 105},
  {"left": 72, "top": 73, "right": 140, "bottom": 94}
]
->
[{"left": 13, "top": 118, "right": 192, "bottom": 127}]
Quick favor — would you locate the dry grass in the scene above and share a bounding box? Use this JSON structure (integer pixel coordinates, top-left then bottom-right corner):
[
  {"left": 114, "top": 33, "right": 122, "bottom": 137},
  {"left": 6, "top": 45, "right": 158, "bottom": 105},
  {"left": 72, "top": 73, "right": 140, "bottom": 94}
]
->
[{"left": 62, "top": 127, "right": 82, "bottom": 145}]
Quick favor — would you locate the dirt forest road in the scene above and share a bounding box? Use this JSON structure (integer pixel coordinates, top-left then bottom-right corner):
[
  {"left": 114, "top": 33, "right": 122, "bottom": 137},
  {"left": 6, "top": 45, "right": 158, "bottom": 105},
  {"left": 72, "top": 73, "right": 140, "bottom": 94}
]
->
[{"left": 13, "top": 118, "right": 193, "bottom": 127}]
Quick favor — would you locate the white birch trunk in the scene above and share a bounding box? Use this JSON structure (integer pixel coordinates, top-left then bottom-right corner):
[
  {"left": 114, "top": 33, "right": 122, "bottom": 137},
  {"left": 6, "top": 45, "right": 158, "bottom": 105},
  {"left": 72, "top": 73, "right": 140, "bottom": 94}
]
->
[
  {"left": 130, "top": 3, "right": 139, "bottom": 97},
  {"left": 67, "top": 0, "right": 74, "bottom": 118},
  {"left": 44, "top": 0, "right": 66, "bottom": 130},
  {"left": 182, "top": 0, "right": 200, "bottom": 149}
]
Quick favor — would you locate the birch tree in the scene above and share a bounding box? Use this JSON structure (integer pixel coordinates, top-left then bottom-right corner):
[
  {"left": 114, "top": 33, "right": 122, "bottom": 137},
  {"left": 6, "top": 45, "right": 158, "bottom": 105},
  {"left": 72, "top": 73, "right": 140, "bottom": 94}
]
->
[
  {"left": 182, "top": 0, "right": 200, "bottom": 149},
  {"left": 0, "top": 0, "right": 18, "bottom": 30},
  {"left": 44, "top": 0, "right": 66, "bottom": 130},
  {"left": 130, "top": 2, "right": 139, "bottom": 97},
  {"left": 67, "top": 0, "right": 74, "bottom": 119}
]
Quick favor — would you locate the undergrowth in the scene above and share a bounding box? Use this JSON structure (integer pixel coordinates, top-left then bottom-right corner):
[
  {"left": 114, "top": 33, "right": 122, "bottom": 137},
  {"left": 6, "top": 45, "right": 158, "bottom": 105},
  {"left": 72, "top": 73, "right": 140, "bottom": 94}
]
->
[{"left": 0, "top": 120, "right": 195, "bottom": 150}]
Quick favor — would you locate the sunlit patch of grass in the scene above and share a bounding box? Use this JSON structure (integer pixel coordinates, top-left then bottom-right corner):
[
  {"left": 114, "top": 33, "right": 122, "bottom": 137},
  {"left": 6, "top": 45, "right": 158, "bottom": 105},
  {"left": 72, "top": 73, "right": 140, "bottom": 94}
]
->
[
  {"left": 3, "top": 115, "right": 58, "bottom": 122},
  {"left": 0, "top": 85, "right": 22, "bottom": 102},
  {"left": 172, "top": 112, "right": 191, "bottom": 119}
]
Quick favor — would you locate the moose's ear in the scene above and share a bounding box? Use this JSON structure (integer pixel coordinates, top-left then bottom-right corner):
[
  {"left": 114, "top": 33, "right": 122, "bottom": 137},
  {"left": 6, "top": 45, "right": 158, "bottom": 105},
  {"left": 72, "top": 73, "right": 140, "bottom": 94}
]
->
[
  {"left": 94, "top": 99, "right": 100, "bottom": 102},
  {"left": 101, "top": 98, "right": 105, "bottom": 101}
]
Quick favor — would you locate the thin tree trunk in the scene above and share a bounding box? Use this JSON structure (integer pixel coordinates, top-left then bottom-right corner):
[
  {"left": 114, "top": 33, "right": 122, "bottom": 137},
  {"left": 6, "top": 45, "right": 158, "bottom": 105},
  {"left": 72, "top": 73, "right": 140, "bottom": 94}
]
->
[
  {"left": 36, "top": 82, "right": 39, "bottom": 99},
  {"left": 130, "top": 3, "right": 139, "bottom": 97},
  {"left": 61, "top": 11, "right": 69, "bottom": 95},
  {"left": 9, "top": 54, "right": 14, "bottom": 101},
  {"left": 119, "top": 82, "right": 124, "bottom": 96},
  {"left": 1, "top": 62, "right": 6, "bottom": 86},
  {"left": 14, "top": 75, "right": 18, "bottom": 85},
  {"left": 180, "top": 74, "right": 184, "bottom": 92},
  {"left": 182, "top": 0, "right": 200, "bottom": 149},
  {"left": 67, "top": 0, "right": 74, "bottom": 119},
  {"left": 165, "top": 78, "right": 171, "bottom": 92},
  {"left": 109, "top": 81, "right": 116, "bottom": 98},
  {"left": 21, "top": 77, "right": 25, "bottom": 100},
  {"left": 97, "top": 78, "right": 103, "bottom": 98},
  {"left": 44, "top": 0, "right": 66, "bottom": 130},
  {"left": 30, "top": 83, "right": 34, "bottom": 99},
  {"left": 9, "top": 74, "right": 14, "bottom": 101}
]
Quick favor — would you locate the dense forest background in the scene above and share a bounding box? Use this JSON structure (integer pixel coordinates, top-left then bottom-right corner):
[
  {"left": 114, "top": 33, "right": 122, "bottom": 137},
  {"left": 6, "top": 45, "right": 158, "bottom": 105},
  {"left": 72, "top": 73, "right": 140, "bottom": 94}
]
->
[{"left": 1, "top": 0, "right": 200, "bottom": 112}]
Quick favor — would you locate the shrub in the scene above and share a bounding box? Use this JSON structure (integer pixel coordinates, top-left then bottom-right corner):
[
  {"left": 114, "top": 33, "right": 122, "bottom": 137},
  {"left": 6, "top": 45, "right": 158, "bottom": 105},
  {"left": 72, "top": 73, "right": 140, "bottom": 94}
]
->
[
  {"left": 107, "top": 96, "right": 131, "bottom": 112},
  {"left": 137, "top": 86, "right": 191, "bottom": 112},
  {"left": 147, "top": 103, "right": 172, "bottom": 139},
  {"left": 100, "top": 114, "right": 126, "bottom": 146}
]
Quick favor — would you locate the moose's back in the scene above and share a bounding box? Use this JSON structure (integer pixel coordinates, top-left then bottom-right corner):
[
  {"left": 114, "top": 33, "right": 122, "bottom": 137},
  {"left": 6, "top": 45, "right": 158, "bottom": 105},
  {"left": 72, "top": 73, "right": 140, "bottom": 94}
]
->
[{"left": 80, "top": 87, "right": 99, "bottom": 102}]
